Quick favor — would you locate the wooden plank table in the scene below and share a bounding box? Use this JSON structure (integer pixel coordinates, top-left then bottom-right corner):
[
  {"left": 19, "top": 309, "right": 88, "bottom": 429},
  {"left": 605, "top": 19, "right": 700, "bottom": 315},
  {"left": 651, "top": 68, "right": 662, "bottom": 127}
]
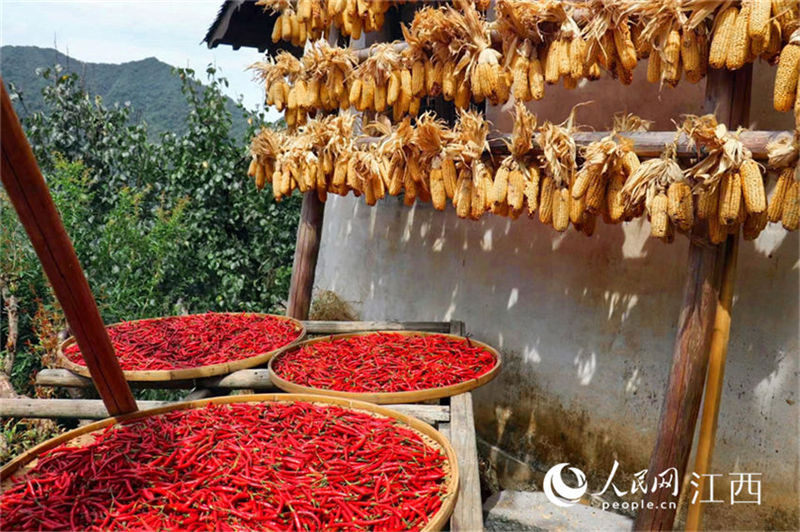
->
[{"left": 7, "top": 320, "right": 485, "bottom": 531}]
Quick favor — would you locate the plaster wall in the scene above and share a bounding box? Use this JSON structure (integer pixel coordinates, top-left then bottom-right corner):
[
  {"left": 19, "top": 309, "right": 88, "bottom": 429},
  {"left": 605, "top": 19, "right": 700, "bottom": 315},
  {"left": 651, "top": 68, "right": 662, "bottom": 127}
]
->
[{"left": 311, "top": 61, "right": 799, "bottom": 529}]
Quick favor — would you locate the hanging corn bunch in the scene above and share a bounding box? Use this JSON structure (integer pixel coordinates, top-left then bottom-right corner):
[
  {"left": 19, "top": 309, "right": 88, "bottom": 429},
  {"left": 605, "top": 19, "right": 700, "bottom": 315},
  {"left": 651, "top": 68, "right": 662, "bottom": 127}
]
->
[
  {"left": 536, "top": 109, "right": 580, "bottom": 232},
  {"left": 303, "top": 40, "right": 356, "bottom": 112},
  {"left": 248, "top": 128, "right": 285, "bottom": 191},
  {"left": 350, "top": 42, "right": 402, "bottom": 115},
  {"left": 537, "top": 2, "right": 586, "bottom": 89},
  {"left": 621, "top": 144, "right": 684, "bottom": 242},
  {"left": 765, "top": 130, "right": 800, "bottom": 231},
  {"left": 491, "top": 102, "right": 539, "bottom": 220},
  {"left": 583, "top": 0, "right": 644, "bottom": 87},
  {"left": 572, "top": 113, "right": 651, "bottom": 231},
  {"left": 249, "top": 52, "right": 306, "bottom": 128},
  {"left": 448, "top": 109, "right": 492, "bottom": 219},
  {"left": 494, "top": 0, "right": 552, "bottom": 101},
  {"left": 682, "top": 114, "right": 767, "bottom": 243},
  {"left": 411, "top": 113, "right": 455, "bottom": 210}
]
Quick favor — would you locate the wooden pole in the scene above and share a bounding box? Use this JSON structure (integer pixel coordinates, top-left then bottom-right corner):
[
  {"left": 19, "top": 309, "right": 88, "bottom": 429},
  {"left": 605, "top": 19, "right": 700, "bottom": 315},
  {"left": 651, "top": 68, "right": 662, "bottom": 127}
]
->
[
  {"left": 285, "top": 193, "right": 325, "bottom": 319},
  {"left": 634, "top": 65, "right": 752, "bottom": 531},
  {"left": 0, "top": 80, "right": 137, "bottom": 415},
  {"left": 684, "top": 235, "right": 739, "bottom": 531}
]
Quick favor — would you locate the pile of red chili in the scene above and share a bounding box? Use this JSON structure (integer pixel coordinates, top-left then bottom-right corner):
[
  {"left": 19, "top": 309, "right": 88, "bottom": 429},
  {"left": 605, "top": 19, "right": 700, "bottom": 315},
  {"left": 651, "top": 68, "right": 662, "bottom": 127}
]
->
[
  {"left": 62, "top": 313, "right": 301, "bottom": 371},
  {"left": 271, "top": 333, "right": 497, "bottom": 393},
  {"left": 1, "top": 401, "right": 449, "bottom": 531}
]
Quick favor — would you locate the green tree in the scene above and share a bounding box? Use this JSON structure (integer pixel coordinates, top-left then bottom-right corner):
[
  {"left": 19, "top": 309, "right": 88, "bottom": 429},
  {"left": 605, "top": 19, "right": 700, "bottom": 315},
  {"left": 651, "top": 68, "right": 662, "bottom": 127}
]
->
[{"left": 1, "top": 65, "right": 299, "bottom": 397}]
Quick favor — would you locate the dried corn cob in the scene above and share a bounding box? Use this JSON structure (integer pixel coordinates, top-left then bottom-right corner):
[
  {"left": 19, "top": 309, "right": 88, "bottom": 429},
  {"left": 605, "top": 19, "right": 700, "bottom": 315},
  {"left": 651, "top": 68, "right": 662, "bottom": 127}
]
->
[
  {"left": 749, "top": 0, "right": 773, "bottom": 52},
  {"left": 781, "top": 180, "right": 800, "bottom": 229},
  {"left": 709, "top": 7, "right": 739, "bottom": 69},
  {"left": 667, "top": 181, "right": 694, "bottom": 232},
  {"left": 740, "top": 159, "right": 767, "bottom": 214},
  {"left": 768, "top": 167, "right": 794, "bottom": 221},
  {"left": 650, "top": 192, "right": 670, "bottom": 239},
  {"left": 774, "top": 39, "right": 800, "bottom": 112},
  {"left": 718, "top": 171, "right": 743, "bottom": 224},
  {"left": 726, "top": 3, "right": 752, "bottom": 70}
]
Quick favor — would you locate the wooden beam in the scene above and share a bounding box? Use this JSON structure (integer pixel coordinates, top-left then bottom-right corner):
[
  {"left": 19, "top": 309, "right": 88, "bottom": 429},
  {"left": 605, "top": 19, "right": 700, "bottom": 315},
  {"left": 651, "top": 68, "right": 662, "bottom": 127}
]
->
[
  {"left": 303, "top": 320, "right": 455, "bottom": 334},
  {"left": 449, "top": 392, "right": 483, "bottom": 531},
  {"left": 634, "top": 65, "right": 752, "bottom": 531},
  {"left": 36, "top": 368, "right": 279, "bottom": 391},
  {"left": 0, "top": 398, "right": 450, "bottom": 425},
  {"left": 0, "top": 80, "right": 137, "bottom": 416},
  {"left": 356, "top": 130, "right": 783, "bottom": 159},
  {"left": 286, "top": 192, "right": 325, "bottom": 320}
]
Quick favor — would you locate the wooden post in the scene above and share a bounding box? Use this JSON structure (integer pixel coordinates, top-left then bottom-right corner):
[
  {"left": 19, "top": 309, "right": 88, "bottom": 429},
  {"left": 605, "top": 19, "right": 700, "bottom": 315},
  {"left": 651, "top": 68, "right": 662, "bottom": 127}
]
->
[
  {"left": 634, "top": 65, "right": 751, "bottom": 531},
  {"left": 0, "top": 80, "right": 137, "bottom": 415},
  {"left": 286, "top": 193, "right": 324, "bottom": 319},
  {"left": 684, "top": 235, "right": 739, "bottom": 531}
]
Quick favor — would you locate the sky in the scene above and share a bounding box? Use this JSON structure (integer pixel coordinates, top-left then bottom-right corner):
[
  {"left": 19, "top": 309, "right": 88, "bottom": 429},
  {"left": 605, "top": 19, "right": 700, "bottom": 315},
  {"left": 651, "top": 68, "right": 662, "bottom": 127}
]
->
[{"left": 0, "top": 0, "right": 282, "bottom": 121}]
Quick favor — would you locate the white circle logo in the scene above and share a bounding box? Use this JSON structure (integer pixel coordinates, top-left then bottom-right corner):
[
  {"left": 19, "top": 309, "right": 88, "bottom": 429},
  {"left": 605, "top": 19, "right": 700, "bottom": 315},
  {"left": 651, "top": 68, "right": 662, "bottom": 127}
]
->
[{"left": 543, "top": 463, "right": 588, "bottom": 507}]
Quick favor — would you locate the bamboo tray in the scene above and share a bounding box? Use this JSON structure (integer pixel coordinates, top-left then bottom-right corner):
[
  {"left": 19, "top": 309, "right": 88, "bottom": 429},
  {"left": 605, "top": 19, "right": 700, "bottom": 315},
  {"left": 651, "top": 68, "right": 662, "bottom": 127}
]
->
[
  {"left": 269, "top": 331, "right": 502, "bottom": 404},
  {"left": 1, "top": 393, "right": 459, "bottom": 532},
  {"left": 57, "top": 313, "right": 305, "bottom": 382}
]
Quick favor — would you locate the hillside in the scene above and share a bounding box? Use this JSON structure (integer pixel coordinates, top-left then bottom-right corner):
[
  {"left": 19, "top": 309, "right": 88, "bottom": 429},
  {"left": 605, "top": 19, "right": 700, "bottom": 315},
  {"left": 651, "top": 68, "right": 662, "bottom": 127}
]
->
[{"left": 0, "top": 46, "right": 249, "bottom": 138}]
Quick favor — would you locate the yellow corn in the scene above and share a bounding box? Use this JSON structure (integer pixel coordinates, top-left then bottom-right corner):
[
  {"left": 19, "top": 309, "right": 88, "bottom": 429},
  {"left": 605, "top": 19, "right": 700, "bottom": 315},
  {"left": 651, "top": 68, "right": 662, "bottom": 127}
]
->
[
  {"left": 570, "top": 37, "right": 588, "bottom": 79},
  {"left": 572, "top": 164, "right": 596, "bottom": 199},
  {"left": 613, "top": 18, "right": 638, "bottom": 71},
  {"left": 598, "top": 31, "right": 617, "bottom": 70},
  {"left": 387, "top": 71, "right": 400, "bottom": 106},
  {"left": 512, "top": 55, "right": 531, "bottom": 101},
  {"left": 650, "top": 191, "right": 670, "bottom": 238},
  {"left": 491, "top": 165, "right": 510, "bottom": 206},
  {"left": 404, "top": 169, "right": 417, "bottom": 206},
  {"left": 667, "top": 181, "right": 694, "bottom": 232},
  {"left": 430, "top": 167, "right": 446, "bottom": 210},
  {"left": 455, "top": 80, "right": 471, "bottom": 109},
  {"left": 585, "top": 174, "right": 606, "bottom": 214},
  {"left": 544, "top": 40, "right": 562, "bottom": 84},
  {"left": 374, "top": 82, "right": 387, "bottom": 112},
  {"left": 647, "top": 51, "right": 662, "bottom": 83},
  {"left": 664, "top": 27, "right": 682, "bottom": 86},
  {"left": 471, "top": 169, "right": 487, "bottom": 219},
  {"left": 272, "top": 14, "right": 284, "bottom": 43},
  {"left": 768, "top": 168, "right": 793, "bottom": 222},
  {"left": 774, "top": 44, "right": 800, "bottom": 111},
  {"left": 411, "top": 59, "right": 425, "bottom": 96},
  {"left": 762, "top": 20, "right": 783, "bottom": 64},
  {"left": 552, "top": 187, "right": 570, "bottom": 231},
  {"left": 739, "top": 159, "right": 767, "bottom": 214},
  {"left": 538, "top": 176, "right": 555, "bottom": 224},
  {"left": 525, "top": 165, "right": 541, "bottom": 215},
  {"left": 586, "top": 62, "right": 602, "bottom": 81},
  {"left": 558, "top": 39, "right": 572, "bottom": 78},
  {"left": 727, "top": 3, "right": 752, "bottom": 70},
  {"left": 349, "top": 79, "right": 362, "bottom": 108},
  {"left": 529, "top": 50, "right": 545, "bottom": 99},
  {"left": 749, "top": 0, "right": 772, "bottom": 52},
  {"left": 508, "top": 169, "right": 525, "bottom": 212},
  {"left": 442, "top": 158, "right": 457, "bottom": 199},
  {"left": 569, "top": 191, "right": 585, "bottom": 224},
  {"left": 710, "top": 7, "right": 739, "bottom": 69},
  {"left": 782, "top": 180, "right": 800, "bottom": 230},
  {"left": 682, "top": 29, "right": 703, "bottom": 83},
  {"left": 606, "top": 168, "right": 626, "bottom": 223},
  {"left": 773, "top": 0, "right": 799, "bottom": 35},
  {"left": 442, "top": 61, "right": 456, "bottom": 100},
  {"left": 718, "top": 172, "right": 743, "bottom": 224},
  {"left": 621, "top": 151, "right": 641, "bottom": 176}
]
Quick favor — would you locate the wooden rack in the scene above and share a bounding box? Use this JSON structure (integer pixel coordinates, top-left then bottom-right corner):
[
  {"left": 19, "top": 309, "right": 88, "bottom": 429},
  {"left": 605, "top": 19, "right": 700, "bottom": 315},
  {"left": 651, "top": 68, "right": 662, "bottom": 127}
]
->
[{"left": 4, "top": 320, "right": 484, "bottom": 532}]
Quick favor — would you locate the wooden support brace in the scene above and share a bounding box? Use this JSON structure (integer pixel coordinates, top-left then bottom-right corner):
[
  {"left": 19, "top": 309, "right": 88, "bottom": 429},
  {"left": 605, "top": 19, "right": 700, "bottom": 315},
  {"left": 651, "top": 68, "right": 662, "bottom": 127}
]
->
[
  {"left": 0, "top": 398, "right": 450, "bottom": 425},
  {"left": 286, "top": 193, "right": 325, "bottom": 320},
  {"left": 0, "top": 80, "right": 137, "bottom": 416},
  {"left": 634, "top": 65, "right": 752, "bottom": 531}
]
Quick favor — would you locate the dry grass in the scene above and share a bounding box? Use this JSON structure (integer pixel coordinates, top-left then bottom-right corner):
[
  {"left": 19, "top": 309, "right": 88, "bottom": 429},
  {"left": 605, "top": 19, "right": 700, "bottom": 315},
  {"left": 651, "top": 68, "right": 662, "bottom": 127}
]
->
[{"left": 309, "top": 291, "right": 358, "bottom": 321}]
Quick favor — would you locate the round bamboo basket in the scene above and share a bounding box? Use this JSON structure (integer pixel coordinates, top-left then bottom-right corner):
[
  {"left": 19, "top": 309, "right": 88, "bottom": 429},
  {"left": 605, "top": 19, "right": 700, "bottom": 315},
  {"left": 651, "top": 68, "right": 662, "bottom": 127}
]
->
[
  {"left": 1, "top": 393, "right": 458, "bottom": 532},
  {"left": 57, "top": 313, "right": 306, "bottom": 382},
  {"left": 269, "top": 331, "right": 502, "bottom": 404}
]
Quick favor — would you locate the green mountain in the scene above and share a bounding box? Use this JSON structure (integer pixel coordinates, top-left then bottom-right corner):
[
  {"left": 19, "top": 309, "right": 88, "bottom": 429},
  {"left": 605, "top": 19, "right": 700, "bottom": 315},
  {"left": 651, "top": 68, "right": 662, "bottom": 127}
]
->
[{"left": 0, "top": 45, "right": 249, "bottom": 138}]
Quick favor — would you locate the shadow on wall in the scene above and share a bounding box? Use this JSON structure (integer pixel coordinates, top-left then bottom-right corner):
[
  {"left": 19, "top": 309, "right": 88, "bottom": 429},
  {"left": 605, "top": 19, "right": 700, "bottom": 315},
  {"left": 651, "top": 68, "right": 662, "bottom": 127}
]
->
[{"left": 313, "top": 193, "right": 799, "bottom": 530}]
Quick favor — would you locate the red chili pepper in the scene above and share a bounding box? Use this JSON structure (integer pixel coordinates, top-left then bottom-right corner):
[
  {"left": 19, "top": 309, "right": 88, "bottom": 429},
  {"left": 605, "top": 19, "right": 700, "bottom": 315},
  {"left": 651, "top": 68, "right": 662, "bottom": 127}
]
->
[
  {"left": 1, "top": 402, "right": 448, "bottom": 531},
  {"left": 64, "top": 313, "right": 301, "bottom": 371},
  {"left": 272, "top": 332, "right": 497, "bottom": 393}
]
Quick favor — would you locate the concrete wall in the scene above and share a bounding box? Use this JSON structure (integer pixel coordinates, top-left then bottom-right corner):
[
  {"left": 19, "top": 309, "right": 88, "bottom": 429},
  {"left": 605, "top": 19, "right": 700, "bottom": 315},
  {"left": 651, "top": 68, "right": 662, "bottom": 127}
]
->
[{"left": 310, "top": 63, "right": 799, "bottom": 529}]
